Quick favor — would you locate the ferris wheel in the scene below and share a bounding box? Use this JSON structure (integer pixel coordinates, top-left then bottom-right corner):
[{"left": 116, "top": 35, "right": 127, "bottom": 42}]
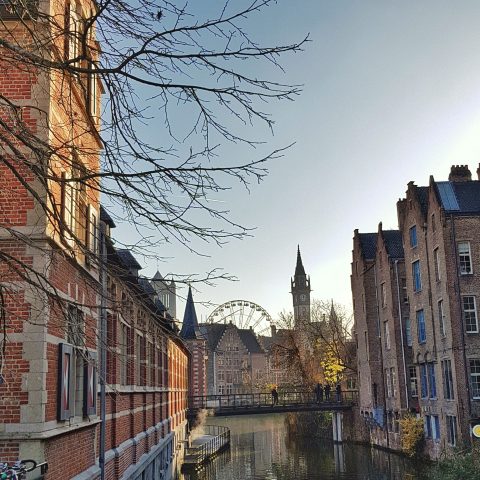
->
[{"left": 206, "top": 300, "right": 272, "bottom": 334}]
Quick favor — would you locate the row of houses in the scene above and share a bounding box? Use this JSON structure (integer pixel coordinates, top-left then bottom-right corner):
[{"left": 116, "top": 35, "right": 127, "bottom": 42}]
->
[
  {"left": 0, "top": 1, "right": 190, "bottom": 478},
  {"left": 352, "top": 164, "right": 480, "bottom": 458}
]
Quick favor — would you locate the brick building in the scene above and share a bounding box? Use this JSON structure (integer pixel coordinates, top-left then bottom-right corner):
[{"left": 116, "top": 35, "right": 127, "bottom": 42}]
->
[
  {"left": 180, "top": 286, "right": 207, "bottom": 398},
  {"left": 0, "top": 1, "right": 189, "bottom": 477},
  {"left": 353, "top": 165, "right": 480, "bottom": 458},
  {"left": 201, "top": 322, "right": 267, "bottom": 395}
]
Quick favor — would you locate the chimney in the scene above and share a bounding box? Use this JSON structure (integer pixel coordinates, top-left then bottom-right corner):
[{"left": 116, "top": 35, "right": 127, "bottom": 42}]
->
[
  {"left": 477, "top": 163, "right": 480, "bottom": 181},
  {"left": 449, "top": 165, "right": 472, "bottom": 182}
]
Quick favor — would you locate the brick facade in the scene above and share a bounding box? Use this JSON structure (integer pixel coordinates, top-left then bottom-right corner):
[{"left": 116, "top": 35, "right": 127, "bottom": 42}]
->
[
  {"left": 353, "top": 165, "right": 480, "bottom": 459},
  {"left": 0, "top": 2, "right": 189, "bottom": 477}
]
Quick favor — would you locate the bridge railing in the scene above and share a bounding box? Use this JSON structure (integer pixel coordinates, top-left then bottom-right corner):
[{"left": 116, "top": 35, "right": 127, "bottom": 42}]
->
[
  {"left": 184, "top": 425, "right": 230, "bottom": 466},
  {"left": 189, "top": 390, "right": 358, "bottom": 410}
]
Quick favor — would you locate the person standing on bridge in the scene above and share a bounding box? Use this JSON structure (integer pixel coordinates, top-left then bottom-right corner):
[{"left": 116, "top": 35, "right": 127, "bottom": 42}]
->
[
  {"left": 324, "top": 384, "right": 331, "bottom": 401},
  {"left": 271, "top": 387, "right": 279, "bottom": 406},
  {"left": 336, "top": 383, "right": 342, "bottom": 402},
  {"left": 315, "top": 383, "right": 323, "bottom": 403}
]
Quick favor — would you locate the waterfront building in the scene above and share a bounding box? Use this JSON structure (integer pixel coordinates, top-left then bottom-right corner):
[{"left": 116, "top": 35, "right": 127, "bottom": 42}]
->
[
  {"left": 0, "top": 1, "right": 189, "bottom": 476},
  {"left": 352, "top": 164, "right": 480, "bottom": 458},
  {"left": 180, "top": 286, "right": 208, "bottom": 397},
  {"left": 201, "top": 322, "right": 267, "bottom": 395}
]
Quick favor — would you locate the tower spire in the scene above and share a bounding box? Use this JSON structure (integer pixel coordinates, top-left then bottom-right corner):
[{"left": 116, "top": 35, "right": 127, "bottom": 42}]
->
[
  {"left": 180, "top": 286, "right": 201, "bottom": 339},
  {"left": 295, "top": 244, "right": 306, "bottom": 276}
]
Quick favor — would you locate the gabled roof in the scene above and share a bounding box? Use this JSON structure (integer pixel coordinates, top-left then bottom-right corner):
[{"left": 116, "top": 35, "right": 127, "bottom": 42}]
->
[
  {"left": 138, "top": 277, "right": 156, "bottom": 297},
  {"left": 436, "top": 181, "right": 480, "bottom": 213},
  {"left": 417, "top": 186, "right": 429, "bottom": 216},
  {"left": 180, "top": 286, "right": 201, "bottom": 340},
  {"left": 152, "top": 271, "right": 163, "bottom": 281},
  {"left": 199, "top": 323, "right": 227, "bottom": 351},
  {"left": 100, "top": 205, "right": 116, "bottom": 228},
  {"left": 358, "top": 233, "right": 377, "bottom": 260},
  {"left": 295, "top": 245, "right": 306, "bottom": 276},
  {"left": 238, "top": 329, "right": 265, "bottom": 354},
  {"left": 116, "top": 250, "right": 142, "bottom": 271},
  {"left": 382, "top": 230, "right": 404, "bottom": 259}
]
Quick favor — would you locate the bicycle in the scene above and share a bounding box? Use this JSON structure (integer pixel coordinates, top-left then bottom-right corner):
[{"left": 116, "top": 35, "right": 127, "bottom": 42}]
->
[{"left": 0, "top": 459, "right": 37, "bottom": 480}]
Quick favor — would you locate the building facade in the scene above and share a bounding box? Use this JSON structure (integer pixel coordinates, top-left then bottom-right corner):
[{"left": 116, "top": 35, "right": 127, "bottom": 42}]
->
[
  {"left": 353, "top": 165, "right": 480, "bottom": 458},
  {"left": 0, "top": 2, "right": 189, "bottom": 477},
  {"left": 201, "top": 322, "right": 267, "bottom": 395}
]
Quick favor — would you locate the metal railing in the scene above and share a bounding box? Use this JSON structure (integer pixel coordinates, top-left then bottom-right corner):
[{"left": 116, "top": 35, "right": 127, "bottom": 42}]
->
[
  {"left": 184, "top": 425, "right": 230, "bottom": 465},
  {"left": 189, "top": 390, "right": 358, "bottom": 411}
]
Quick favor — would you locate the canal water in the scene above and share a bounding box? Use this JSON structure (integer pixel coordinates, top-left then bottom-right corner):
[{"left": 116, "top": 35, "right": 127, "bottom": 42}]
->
[{"left": 180, "top": 413, "right": 425, "bottom": 480}]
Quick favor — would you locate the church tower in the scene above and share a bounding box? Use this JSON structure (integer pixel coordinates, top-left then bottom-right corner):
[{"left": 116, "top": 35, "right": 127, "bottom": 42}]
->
[{"left": 291, "top": 246, "right": 311, "bottom": 326}]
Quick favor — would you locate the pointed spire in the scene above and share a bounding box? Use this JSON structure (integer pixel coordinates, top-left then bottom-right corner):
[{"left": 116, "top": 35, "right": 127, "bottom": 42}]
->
[
  {"left": 180, "top": 286, "right": 201, "bottom": 340},
  {"left": 152, "top": 270, "right": 163, "bottom": 281},
  {"left": 295, "top": 244, "right": 306, "bottom": 276}
]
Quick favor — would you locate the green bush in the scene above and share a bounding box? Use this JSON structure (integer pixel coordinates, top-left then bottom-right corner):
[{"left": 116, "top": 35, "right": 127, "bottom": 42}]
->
[{"left": 424, "top": 448, "right": 480, "bottom": 480}]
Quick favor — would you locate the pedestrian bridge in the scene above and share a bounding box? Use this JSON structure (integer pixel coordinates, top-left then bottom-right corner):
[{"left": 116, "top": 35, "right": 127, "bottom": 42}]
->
[{"left": 188, "top": 390, "right": 357, "bottom": 417}]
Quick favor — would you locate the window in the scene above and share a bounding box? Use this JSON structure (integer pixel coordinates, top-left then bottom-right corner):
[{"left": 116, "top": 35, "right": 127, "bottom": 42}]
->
[
  {"left": 434, "top": 248, "right": 440, "bottom": 281},
  {"left": 420, "top": 364, "right": 428, "bottom": 399},
  {"left": 86, "top": 205, "right": 98, "bottom": 255},
  {"left": 67, "top": 1, "right": 82, "bottom": 67},
  {"left": 470, "top": 359, "right": 480, "bottom": 399},
  {"left": 405, "top": 318, "right": 412, "bottom": 347},
  {"left": 428, "top": 363, "right": 437, "bottom": 399},
  {"left": 409, "top": 366, "right": 418, "bottom": 397},
  {"left": 401, "top": 278, "right": 408, "bottom": 304},
  {"left": 391, "top": 367, "right": 397, "bottom": 397},
  {"left": 463, "top": 296, "right": 478, "bottom": 333},
  {"left": 88, "top": 64, "right": 98, "bottom": 117},
  {"left": 424, "top": 415, "right": 432, "bottom": 438},
  {"left": 61, "top": 160, "right": 87, "bottom": 249},
  {"left": 446, "top": 415, "right": 457, "bottom": 446},
  {"left": 432, "top": 415, "right": 440, "bottom": 442},
  {"left": 438, "top": 300, "right": 446, "bottom": 337},
  {"left": 409, "top": 226, "right": 417, "bottom": 247},
  {"left": 67, "top": 304, "right": 84, "bottom": 347},
  {"left": 384, "top": 321, "right": 391, "bottom": 350},
  {"left": 386, "top": 368, "right": 392, "bottom": 397},
  {"left": 381, "top": 283, "right": 387, "bottom": 308},
  {"left": 417, "top": 309, "right": 426, "bottom": 344},
  {"left": 442, "top": 359, "right": 455, "bottom": 400},
  {"left": 119, "top": 322, "right": 128, "bottom": 385},
  {"left": 412, "top": 260, "right": 422, "bottom": 292},
  {"left": 458, "top": 242, "right": 473, "bottom": 274}
]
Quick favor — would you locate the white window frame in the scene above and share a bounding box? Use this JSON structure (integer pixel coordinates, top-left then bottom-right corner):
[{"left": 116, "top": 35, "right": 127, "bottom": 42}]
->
[
  {"left": 470, "top": 359, "right": 480, "bottom": 399},
  {"left": 458, "top": 242, "right": 473, "bottom": 275},
  {"left": 463, "top": 296, "right": 478, "bottom": 333}
]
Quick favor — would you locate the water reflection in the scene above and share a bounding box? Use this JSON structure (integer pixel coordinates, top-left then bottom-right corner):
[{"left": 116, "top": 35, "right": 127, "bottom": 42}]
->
[{"left": 180, "top": 413, "right": 422, "bottom": 480}]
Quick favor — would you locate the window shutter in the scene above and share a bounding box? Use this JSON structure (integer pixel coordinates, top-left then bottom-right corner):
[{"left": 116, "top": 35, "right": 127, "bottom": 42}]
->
[
  {"left": 83, "top": 350, "right": 98, "bottom": 416},
  {"left": 58, "top": 343, "right": 74, "bottom": 421}
]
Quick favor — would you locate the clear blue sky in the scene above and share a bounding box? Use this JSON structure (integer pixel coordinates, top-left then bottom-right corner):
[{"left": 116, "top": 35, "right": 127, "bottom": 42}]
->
[{"left": 114, "top": 1, "right": 480, "bottom": 324}]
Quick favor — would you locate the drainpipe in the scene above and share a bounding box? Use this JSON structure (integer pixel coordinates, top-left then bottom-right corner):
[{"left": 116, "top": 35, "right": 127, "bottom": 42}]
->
[
  {"left": 450, "top": 215, "right": 472, "bottom": 431},
  {"left": 373, "top": 263, "right": 389, "bottom": 448},
  {"left": 394, "top": 260, "right": 409, "bottom": 410},
  {"left": 99, "top": 221, "right": 107, "bottom": 480}
]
